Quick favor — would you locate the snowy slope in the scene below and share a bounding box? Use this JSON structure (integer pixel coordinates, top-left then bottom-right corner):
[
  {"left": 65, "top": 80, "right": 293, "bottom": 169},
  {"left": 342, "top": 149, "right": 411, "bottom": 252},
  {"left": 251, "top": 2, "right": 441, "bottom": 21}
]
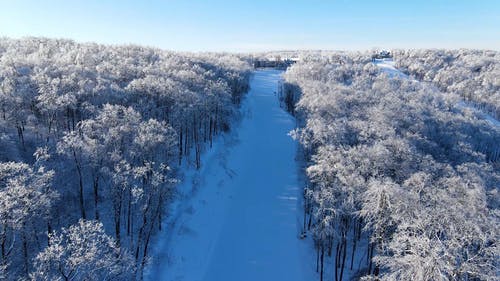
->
[
  {"left": 374, "top": 59, "right": 499, "bottom": 128},
  {"left": 457, "top": 101, "right": 500, "bottom": 127},
  {"left": 147, "top": 69, "right": 314, "bottom": 281},
  {"left": 372, "top": 58, "right": 408, "bottom": 78}
]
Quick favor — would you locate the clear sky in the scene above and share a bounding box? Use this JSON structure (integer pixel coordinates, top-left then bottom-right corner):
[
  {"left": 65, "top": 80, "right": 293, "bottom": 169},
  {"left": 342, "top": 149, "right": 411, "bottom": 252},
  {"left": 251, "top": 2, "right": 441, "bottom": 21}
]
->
[{"left": 1, "top": 0, "right": 499, "bottom": 52}]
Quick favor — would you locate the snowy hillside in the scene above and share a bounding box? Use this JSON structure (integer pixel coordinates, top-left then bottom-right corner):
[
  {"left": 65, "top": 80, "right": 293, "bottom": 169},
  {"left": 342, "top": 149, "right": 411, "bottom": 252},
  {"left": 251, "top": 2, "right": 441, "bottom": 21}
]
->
[
  {"left": 372, "top": 58, "right": 408, "bottom": 78},
  {"left": 374, "top": 57, "right": 500, "bottom": 128}
]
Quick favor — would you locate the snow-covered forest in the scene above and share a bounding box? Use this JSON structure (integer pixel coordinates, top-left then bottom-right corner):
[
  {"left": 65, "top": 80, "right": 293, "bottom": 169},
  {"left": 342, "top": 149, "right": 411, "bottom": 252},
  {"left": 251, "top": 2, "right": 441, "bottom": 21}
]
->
[
  {"left": 0, "top": 37, "right": 251, "bottom": 280},
  {"left": 0, "top": 36, "right": 499, "bottom": 281},
  {"left": 283, "top": 51, "right": 499, "bottom": 281}
]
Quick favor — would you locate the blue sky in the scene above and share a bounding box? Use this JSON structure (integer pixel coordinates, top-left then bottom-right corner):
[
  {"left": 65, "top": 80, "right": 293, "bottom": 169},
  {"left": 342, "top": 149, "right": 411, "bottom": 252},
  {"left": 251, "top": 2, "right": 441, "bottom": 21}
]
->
[{"left": 1, "top": 0, "right": 499, "bottom": 52}]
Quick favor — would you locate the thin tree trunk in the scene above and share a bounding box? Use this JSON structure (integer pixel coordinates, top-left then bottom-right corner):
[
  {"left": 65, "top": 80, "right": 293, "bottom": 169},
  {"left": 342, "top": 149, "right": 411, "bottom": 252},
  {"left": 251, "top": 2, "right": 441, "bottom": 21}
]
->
[
  {"left": 315, "top": 245, "right": 319, "bottom": 273},
  {"left": 303, "top": 204, "right": 307, "bottom": 232},
  {"left": 1, "top": 229, "right": 6, "bottom": 276},
  {"left": 366, "top": 241, "right": 370, "bottom": 265},
  {"left": 136, "top": 190, "right": 151, "bottom": 261},
  {"left": 350, "top": 235, "right": 357, "bottom": 270},
  {"left": 357, "top": 219, "right": 362, "bottom": 241},
  {"left": 114, "top": 196, "right": 122, "bottom": 248},
  {"left": 17, "top": 125, "right": 25, "bottom": 150},
  {"left": 93, "top": 173, "right": 100, "bottom": 220},
  {"left": 73, "top": 150, "right": 86, "bottom": 220},
  {"left": 127, "top": 188, "right": 132, "bottom": 237},
  {"left": 178, "top": 127, "right": 183, "bottom": 165},
  {"left": 335, "top": 242, "right": 340, "bottom": 281},
  {"left": 209, "top": 117, "right": 213, "bottom": 147},
  {"left": 22, "top": 228, "right": 28, "bottom": 277},
  {"left": 141, "top": 200, "right": 161, "bottom": 278},
  {"left": 320, "top": 246, "right": 324, "bottom": 281},
  {"left": 368, "top": 242, "right": 374, "bottom": 275},
  {"left": 329, "top": 238, "right": 334, "bottom": 257},
  {"left": 71, "top": 109, "right": 76, "bottom": 131},
  {"left": 308, "top": 214, "right": 313, "bottom": 230},
  {"left": 158, "top": 193, "right": 163, "bottom": 232},
  {"left": 184, "top": 127, "right": 188, "bottom": 157},
  {"left": 339, "top": 239, "right": 347, "bottom": 281}
]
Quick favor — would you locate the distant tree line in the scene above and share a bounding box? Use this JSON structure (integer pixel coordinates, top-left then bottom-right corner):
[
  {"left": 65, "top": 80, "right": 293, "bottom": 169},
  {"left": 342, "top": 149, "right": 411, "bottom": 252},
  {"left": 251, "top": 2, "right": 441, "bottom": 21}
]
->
[
  {"left": 0, "top": 37, "right": 251, "bottom": 280},
  {"left": 283, "top": 51, "right": 499, "bottom": 281}
]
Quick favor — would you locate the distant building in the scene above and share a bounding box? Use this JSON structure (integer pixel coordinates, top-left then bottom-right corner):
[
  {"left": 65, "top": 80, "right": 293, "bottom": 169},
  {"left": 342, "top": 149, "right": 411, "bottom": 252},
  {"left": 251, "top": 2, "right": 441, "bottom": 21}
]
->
[
  {"left": 372, "top": 50, "right": 392, "bottom": 60},
  {"left": 253, "top": 57, "right": 298, "bottom": 69}
]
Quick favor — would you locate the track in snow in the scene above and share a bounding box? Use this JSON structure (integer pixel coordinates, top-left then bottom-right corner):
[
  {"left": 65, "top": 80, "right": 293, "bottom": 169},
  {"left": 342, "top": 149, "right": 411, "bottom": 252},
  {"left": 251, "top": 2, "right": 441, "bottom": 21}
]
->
[{"left": 147, "top": 69, "right": 314, "bottom": 281}]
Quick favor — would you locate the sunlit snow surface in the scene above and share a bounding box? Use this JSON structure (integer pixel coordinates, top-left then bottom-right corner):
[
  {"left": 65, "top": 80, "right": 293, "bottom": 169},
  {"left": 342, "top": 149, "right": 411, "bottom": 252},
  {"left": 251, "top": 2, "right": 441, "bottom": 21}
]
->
[
  {"left": 147, "top": 69, "right": 314, "bottom": 281},
  {"left": 373, "top": 58, "right": 408, "bottom": 78}
]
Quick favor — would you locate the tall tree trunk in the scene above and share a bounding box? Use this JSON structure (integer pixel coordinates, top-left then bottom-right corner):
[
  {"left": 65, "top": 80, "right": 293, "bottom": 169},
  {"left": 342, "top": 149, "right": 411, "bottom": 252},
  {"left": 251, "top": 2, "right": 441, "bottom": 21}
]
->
[
  {"left": 303, "top": 205, "right": 307, "bottom": 232},
  {"left": 141, "top": 200, "right": 161, "bottom": 278},
  {"left": 316, "top": 245, "right": 319, "bottom": 273},
  {"left": 22, "top": 227, "right": 28, "bottom": 277},
  {"left": 335, "top": 241, "right": 340, "bottom": 281},
  {"left": 136, "top": 190, "right": 151, "bottom": 262},
  {"left": 71, "top": 109, "right": 76, "bottom": 131},
  {"left": 114, "top": 194, "right": 122, "bottom": 248},
  {"left": 158, "top": 192, "right": 163, "bottom": 232},
  {"left": 194, "top": 117, "right": 201, "bottom": 169},
  {"left": 339, "top": 238, "right": 347, "bottom": 281},
  {"left": 328, "top": 238, "right": 333, "bottom": 257},
  {"left": 17, "top": 125, "right": 25, "bottom": 150},
  {"left": 320, "top": 245, "right": 324, "bottom": 281},
  {"left": 368, "top": 242, "right": 374, "bottom": 275},
  {"left": 127, "top": 187, "right": 132, "bottom": 237},
  {"left": 214, "top": 106, "right": 218, "bottom": 135},
  {"left": 93, "top": 173, "right": 100, "bottom": 220},
  {"left": 178, "top": 126, "right": 183, "bottom": 165},
  {"left": 73, "top": 150, "right": 86, "bottom": 220},
  {"left": 1, "top": 229, "right": 6, "bottom": 277},
  {"left": 209, "top": 117, "right": 213, "bottom": 148},
  {"left": 350, "top": 234, "right": 357, "bottom": 270},
  {"left": 184, "top": 127, "right": 188, "bottom": 157}
]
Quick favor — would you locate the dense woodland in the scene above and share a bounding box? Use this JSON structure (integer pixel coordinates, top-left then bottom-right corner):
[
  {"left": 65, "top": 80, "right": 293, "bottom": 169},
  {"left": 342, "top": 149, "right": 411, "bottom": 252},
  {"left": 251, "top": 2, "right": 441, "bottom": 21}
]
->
[
  {"left": 0, "top": 37, "right": 250, "bottom": 280},
  {"left": 1, "top": 37, "right": 499, "bottom": 281},
  {"left": 284, "top": 51, "right": 499, "bottom": 281},
  {"left": 393, "top": 49, "right": 500, "bottom": 119}
]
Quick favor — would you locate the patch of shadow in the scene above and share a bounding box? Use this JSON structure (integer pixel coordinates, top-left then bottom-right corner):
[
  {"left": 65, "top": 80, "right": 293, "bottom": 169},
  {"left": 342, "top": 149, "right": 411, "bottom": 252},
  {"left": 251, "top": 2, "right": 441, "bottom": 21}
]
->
[
  {"left": 184, "top": 205, "right": 195, "bottom": 215},
  {"left": 177, "top": 223, "right": 197, "bottom": 237}
]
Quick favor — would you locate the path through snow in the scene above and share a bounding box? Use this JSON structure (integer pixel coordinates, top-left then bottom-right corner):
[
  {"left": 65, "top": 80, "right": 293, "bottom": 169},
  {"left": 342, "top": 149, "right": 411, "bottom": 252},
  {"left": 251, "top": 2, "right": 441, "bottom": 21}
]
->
[
  {"left": 373, "top": 58, "right": 408, "bottom": 79},
  {"left": 147, "top": 69, "right": 314, "bottom": 281}
]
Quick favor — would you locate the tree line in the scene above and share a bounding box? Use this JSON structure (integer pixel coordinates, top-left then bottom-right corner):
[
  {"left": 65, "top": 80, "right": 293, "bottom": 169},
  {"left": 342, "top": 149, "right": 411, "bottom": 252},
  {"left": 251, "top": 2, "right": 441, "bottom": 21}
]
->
[
  {"left": 283, "top": 51, "right": 499, "bottom": 281},
  {"left": 0, "top": 37, "right": 251, "bottom": 280}
]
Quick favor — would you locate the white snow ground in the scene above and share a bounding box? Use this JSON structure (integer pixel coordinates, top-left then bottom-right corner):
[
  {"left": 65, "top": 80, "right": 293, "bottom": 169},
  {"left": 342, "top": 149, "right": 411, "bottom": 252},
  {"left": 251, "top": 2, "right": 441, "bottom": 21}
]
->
[
  {"left": 147, "top": 69, "right": 315, "bottom": 281},
  {"left": 373, "top": 58, "right": 408, "bottom": 79}
]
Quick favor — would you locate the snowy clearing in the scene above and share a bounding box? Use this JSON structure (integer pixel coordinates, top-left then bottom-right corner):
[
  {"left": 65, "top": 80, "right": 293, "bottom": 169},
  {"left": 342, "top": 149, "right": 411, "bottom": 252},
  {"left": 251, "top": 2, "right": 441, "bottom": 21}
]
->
[
  {"left": 372, "top": 58, "right": 408, "bottom": 78},
  {"left": 147, "top": 69, "right": 314, "bottom": 281}
]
